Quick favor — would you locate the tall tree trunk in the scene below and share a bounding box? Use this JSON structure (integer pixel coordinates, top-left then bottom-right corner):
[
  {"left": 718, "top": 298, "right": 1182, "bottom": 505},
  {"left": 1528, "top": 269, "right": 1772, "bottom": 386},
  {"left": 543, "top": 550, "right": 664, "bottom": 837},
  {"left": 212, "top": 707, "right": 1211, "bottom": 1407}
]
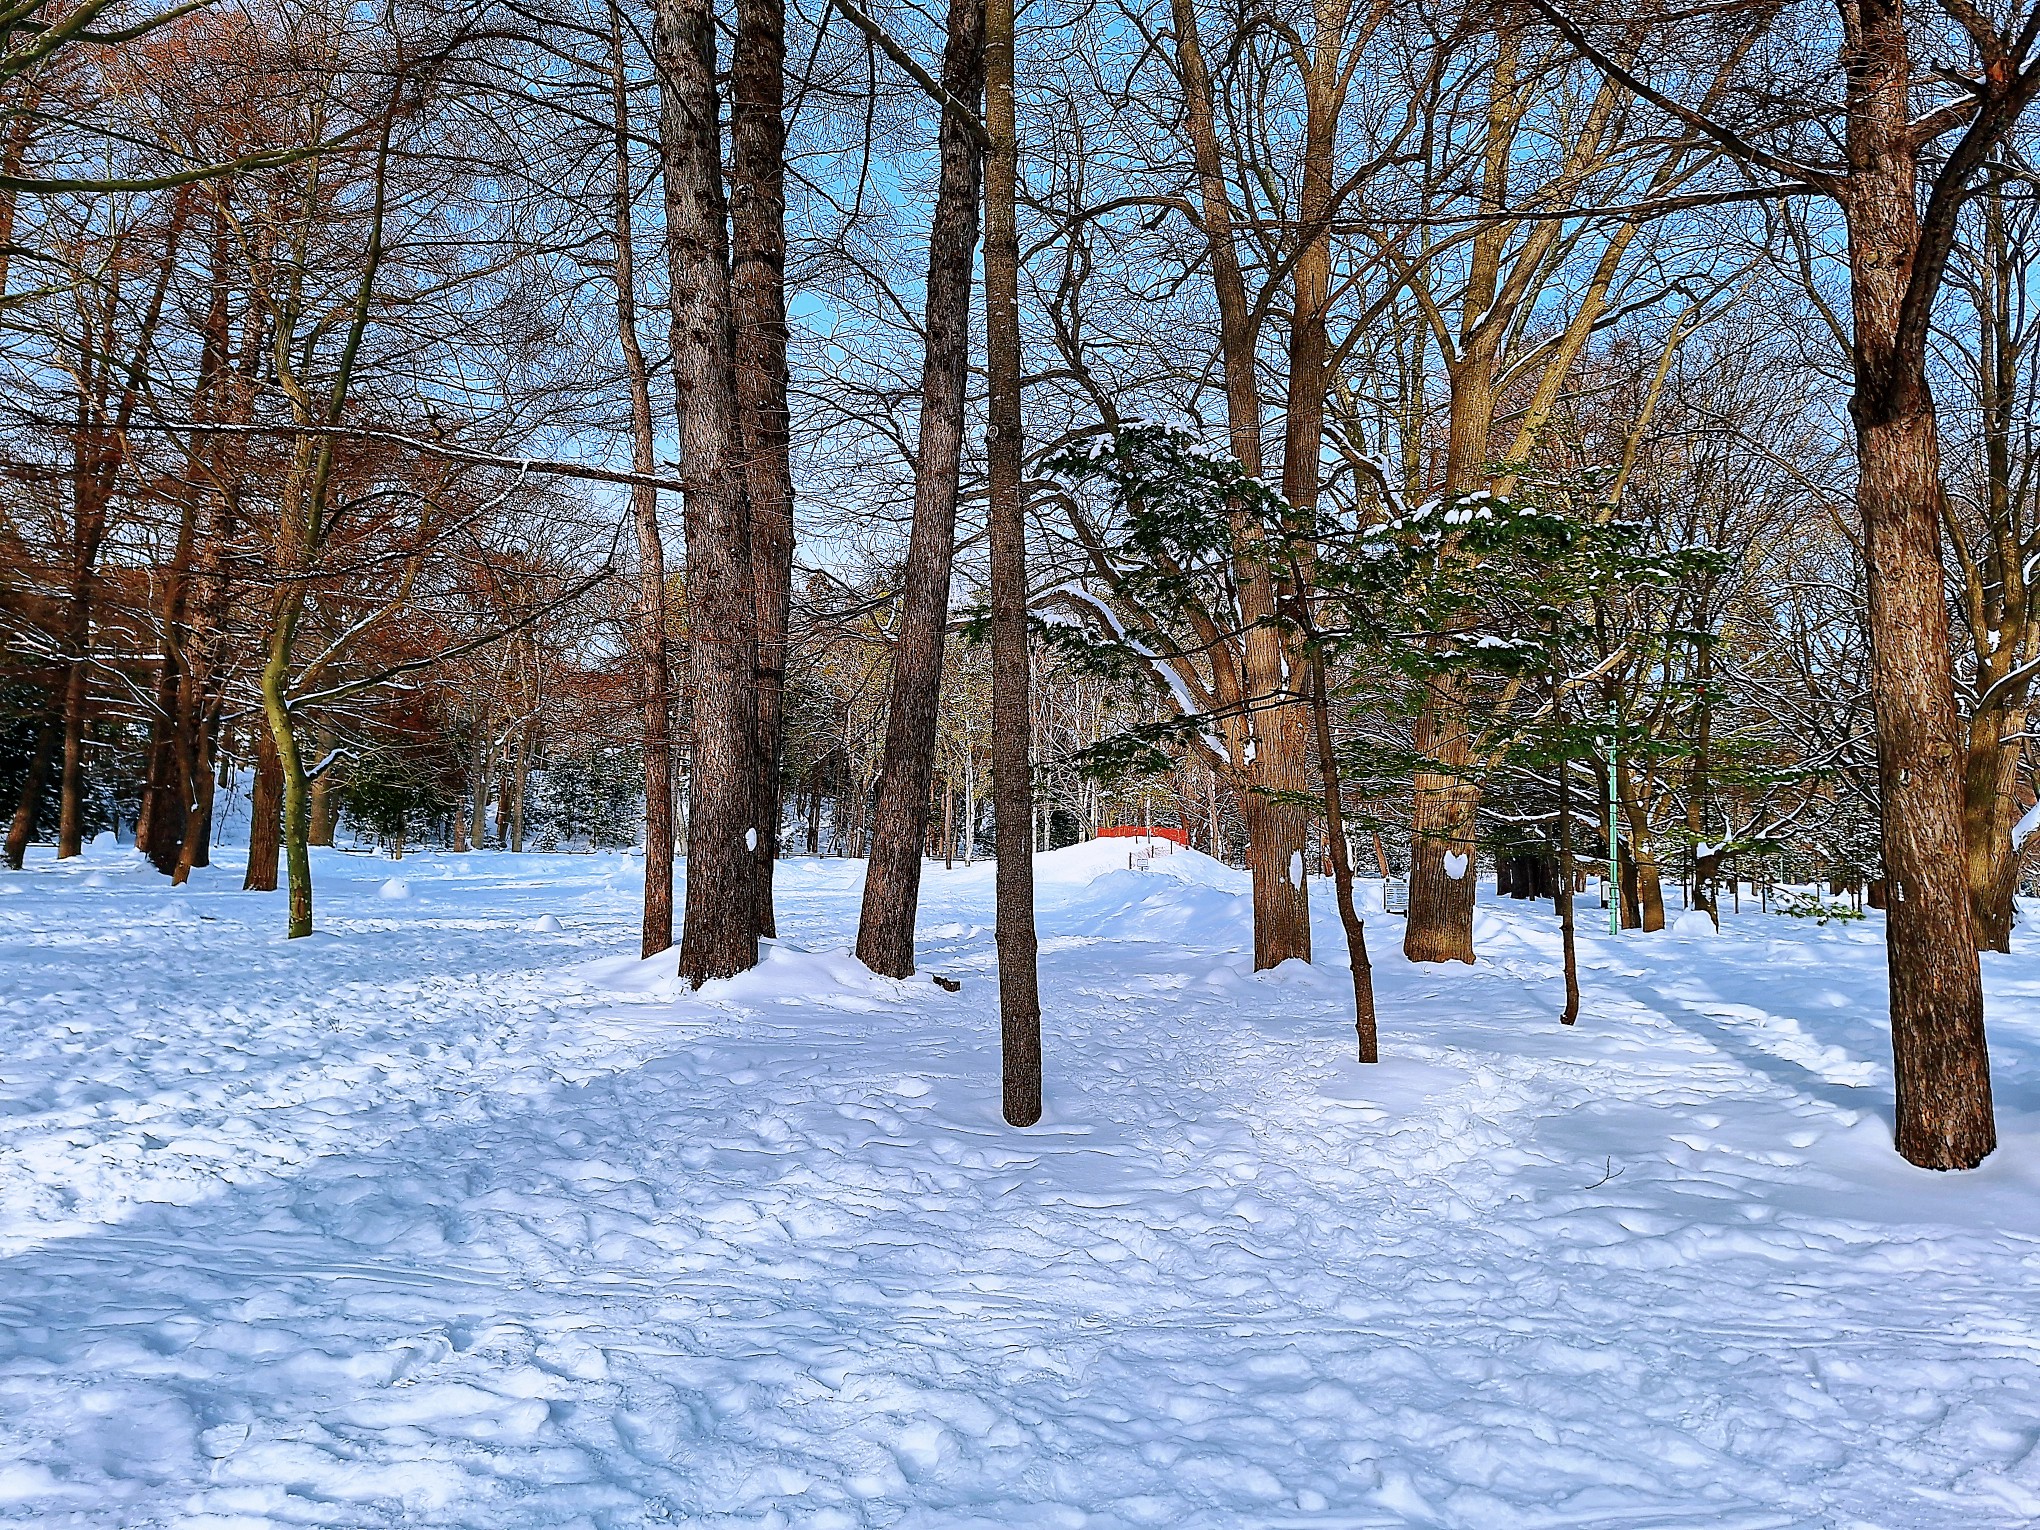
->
[
  {"left": 5, "top": 715, "right": 56, "bottom": 870},
  {"left": 611, "top": 0, "right": 676, "bottom": 957},
  {"left": 1854, "top": 397, "right": 1994, "bottom": 1166},
  {"left": 732, "top": 0, "right": 795, "bottom": 939},
  {"left": 259, "top": 637, "right": 312, "bottom": 934},
  {"left": 172, "top": 700, "right": 218, "bottom": 882},
  {"left": 511, "top": 726, "right": 531, "bottom": 852},
  {"left": 654, "top": 0, "right": 761, "bottom": 982},
  {"left": 1557, "top": 742, "right": 1579, "bottom": 1025},
  {"left": 137, "top": 473, "right": 203, "bottom": 875},
  {"left": 963, "top": 750, "right": 976, "bottom": 863},
  {"left": 55, "top": 622, "right": 91, "bottom": 858},
  {"left": 1841, "top": 0, "right": 1994, "bottom": 1168},
  {"left": 855, "top": 0, "right": 986, "bottom": 979},
  {"left": 1405, "top": 32, "right": 1529, "bottom": 965},
  {"left": 1166, "top": 0, "right": 1309, "bottom": 967},
  {"left": 1309, "top": 646, "right": 1378, "bottom": 1060},
  {"left": 1962, "top": 711, "right": 2023, "bottom": 952},
  {"left": 1687, "top": 628, "right": 1719, "bottom": 927},
  {"left": 1404, "top": 692, "right": 1478, "bottom": 963},
  {"left": 1620, "top": 767, "right": 1665, "bottom": 932},
  {"left": 985, "top": 0, "right": 1040, "bottom": 1124},
  {"left": 173, "top": 230, "right": 236, "bottom": 885},
  {"left": 469, "top": 740, "right": 492, "bottom": 853},
  {"left": 244, "top": 727, "right": 282, "bottom": 892},
  {"left": 307, "top": 736, "right": 339, "bottom": 847}
]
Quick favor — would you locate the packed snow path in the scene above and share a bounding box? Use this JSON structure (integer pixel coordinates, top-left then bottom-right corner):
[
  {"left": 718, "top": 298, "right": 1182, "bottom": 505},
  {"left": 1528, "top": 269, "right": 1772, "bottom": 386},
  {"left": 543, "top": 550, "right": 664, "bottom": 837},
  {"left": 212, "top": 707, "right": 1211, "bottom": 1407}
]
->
[{"left": 2, "top": 842, "right": 2038, "bottom": 1528}]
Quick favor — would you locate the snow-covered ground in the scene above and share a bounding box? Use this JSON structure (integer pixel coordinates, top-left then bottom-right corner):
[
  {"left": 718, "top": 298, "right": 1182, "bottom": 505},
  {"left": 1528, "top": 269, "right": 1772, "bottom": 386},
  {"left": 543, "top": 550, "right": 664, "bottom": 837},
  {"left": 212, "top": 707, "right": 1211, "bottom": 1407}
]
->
[{"left": 2, "top": 838, "right": 2038, "bottom": 1528}]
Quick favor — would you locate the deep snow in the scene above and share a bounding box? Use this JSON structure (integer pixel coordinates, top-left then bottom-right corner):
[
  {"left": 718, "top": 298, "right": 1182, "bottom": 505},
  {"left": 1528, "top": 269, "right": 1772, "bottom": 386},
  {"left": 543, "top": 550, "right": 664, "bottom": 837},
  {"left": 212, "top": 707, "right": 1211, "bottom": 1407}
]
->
[{"left": 1, "top": 837, "right": 2038, "bottom": 1528}]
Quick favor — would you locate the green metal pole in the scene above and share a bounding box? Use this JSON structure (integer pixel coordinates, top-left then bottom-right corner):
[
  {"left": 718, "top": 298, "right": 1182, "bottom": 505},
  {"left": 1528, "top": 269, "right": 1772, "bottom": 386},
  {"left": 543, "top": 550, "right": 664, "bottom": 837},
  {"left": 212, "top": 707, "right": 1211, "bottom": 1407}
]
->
[{"left": 1607, "top": 698, "right": 1621, "bottom": 935}]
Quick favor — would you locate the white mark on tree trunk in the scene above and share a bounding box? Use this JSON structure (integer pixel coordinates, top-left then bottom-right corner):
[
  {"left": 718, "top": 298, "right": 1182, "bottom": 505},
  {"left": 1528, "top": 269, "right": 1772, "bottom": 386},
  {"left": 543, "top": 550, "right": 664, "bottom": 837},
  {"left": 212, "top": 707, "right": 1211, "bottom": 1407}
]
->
[
  {"left": 1444, "top": 851, "right": 1469, "bottom": 881},
  {"left": 1289, "top": 851, "right": 1303, "bottom": 887},
  {"left": 745, "top": 828, "right": 758, "bottom": 851}
]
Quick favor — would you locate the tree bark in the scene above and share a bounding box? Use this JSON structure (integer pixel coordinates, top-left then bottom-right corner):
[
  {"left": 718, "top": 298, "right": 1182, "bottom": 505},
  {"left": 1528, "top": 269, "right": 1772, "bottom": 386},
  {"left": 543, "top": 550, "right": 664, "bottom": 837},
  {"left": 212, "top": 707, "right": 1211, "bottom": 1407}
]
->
[
  {"left": 307, "top": 735, "right": 339, "bottom": 847},
  {"left": 732, "top": 0, "right": 795, "bottom": 940},
  {"left": 654, "top": 0, "right": 761, "bottom": 982},
  {"left": 1309, "top": 647, "right": 1377, "bottom": 1060},
  {"left": 855, "top": 0, "right": 985, "bottom": 979},
  {"left": 1839, "top": 0, "right": 1994, "bottom": 1168},
  {"left": 171, "top": 701, "right": 218, "bottom": 882},
  {"left": 1165, "top": 0, "right": 1310, "bottom": 967},
  {"left": 1962, "top": 710, "right": 2023, "bottom": 951},
  {"left": 55, "top": 632, "right": 91, "bottom": 859},
  {"left": 1557, "top": 743, "right": 1579, "bottom": 1024},
  {"left": 5, "top": 715, "right": 56, "bottom": 870},
  {"left": 1619, "top": 765, "right": 1666, "bottom": 932},
  {"left": 244, "top": 727, "right": 282, "bottom": 892},
  {"left": 1404, "top": 690, "right": 1477, "bottom": 963},
  {"left": 985, "top": 0, "right": 1041, "bottom": 1124},
  {"left": 610, "top": 0, "right": 676, "bottom": 958}
]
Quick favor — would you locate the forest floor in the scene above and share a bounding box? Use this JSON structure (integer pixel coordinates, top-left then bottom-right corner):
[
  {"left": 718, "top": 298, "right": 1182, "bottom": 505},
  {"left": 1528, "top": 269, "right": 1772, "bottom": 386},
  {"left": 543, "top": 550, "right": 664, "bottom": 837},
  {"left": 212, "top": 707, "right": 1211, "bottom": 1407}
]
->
[{"left": 2, "top": 838, "right": 2038, "bottom": 1529}]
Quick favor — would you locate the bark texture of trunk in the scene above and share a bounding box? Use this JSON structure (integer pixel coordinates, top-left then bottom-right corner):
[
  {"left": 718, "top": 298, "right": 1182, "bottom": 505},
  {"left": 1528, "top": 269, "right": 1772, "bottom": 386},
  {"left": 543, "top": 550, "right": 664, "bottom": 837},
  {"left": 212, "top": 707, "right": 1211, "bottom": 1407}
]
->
[
  {"left": 244, "top": 728, "right": 282, "bottom": 892},
  {"left": 655, "top": 0, "right": 761, "bottom": 982},
  {"left": 1962, "top": 712, "right": 2023, "bottom": 952},
  {"left": 985, "top": 0, "right": 1041, "bottom": 1124},
  {"left": 5, "top": 715, "right": 56, "bottom": 870},
  {"left": 732, "top": 0, "right": 795, "bottom": 941},
  {"left": 1404, "top": 689, "right": 1477, "bottom": 963},
  {"left": 855, "top": 0, "right": 985, "bottom": 979},
  {"left": 1309, "top": 647, "right": 1377, "bottom": 1060},
  {"left": 1841, "top": 0, "right": 1995, "bottom": 1168},
  {"left": 612, "top": 0, "right": 676, "bottom": 958}
]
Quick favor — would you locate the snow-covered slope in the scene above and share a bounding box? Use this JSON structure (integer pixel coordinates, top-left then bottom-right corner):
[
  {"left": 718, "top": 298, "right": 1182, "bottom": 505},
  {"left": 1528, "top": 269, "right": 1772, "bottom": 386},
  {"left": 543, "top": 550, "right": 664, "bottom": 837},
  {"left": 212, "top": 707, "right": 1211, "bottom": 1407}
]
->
[{"left": 1, "top": 839, "right": 2037, "bottom": 1526}]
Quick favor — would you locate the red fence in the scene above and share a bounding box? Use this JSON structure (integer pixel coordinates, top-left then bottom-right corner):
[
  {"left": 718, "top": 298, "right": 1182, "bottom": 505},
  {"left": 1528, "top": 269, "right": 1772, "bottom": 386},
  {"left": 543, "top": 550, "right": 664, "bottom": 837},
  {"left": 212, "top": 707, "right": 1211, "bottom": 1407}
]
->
[{"left": 1097, "top": 826, "right": 1188, "bottom": 847}]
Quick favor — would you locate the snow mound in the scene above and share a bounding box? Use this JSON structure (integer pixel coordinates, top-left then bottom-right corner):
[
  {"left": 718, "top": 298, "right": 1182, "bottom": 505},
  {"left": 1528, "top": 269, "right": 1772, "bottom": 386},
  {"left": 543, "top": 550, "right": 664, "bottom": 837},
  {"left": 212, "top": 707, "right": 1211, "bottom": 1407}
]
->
[
  {"left": 576, "top": 937, "right": 948, "bottom": 1011},
  {"left": 528, "top": 914, "right": 564, "bottom": 933},
  {"left": 1033, "top": 837, "right": 1245, "bottom": 892},
  {"left": 81, "top": 872, "right": 107, "bottom": 888},
  {"left": 1673, "top": 908, "right": 1720, "bottom": 937},
  {"left": 377, "top": 877, "right": 411, "bottom": 901}
]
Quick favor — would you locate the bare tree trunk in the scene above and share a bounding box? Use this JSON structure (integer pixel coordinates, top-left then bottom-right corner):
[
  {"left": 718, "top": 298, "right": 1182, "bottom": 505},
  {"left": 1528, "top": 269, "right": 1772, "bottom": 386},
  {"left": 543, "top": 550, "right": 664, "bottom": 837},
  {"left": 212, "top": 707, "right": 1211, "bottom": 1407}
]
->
[
  {"left": 134, "top": 666, "right": 180, "bottom": 869},
  {"left": 172, "top": 469, "right": 232, "bottom": 887},
  {"left": 1855, "top": 399, "right": 1994, "bottom": 1166},
  {"left": 55, "top": 591, "right": 92, "bottom": 860},
  {"left": 1557, "top": 743, "right": 1579, "bottom": 1025},
  {"left": 965, "top": 752, "right": 979, "bottom": 863},
  {"left": 5, "top": 715, "right": 56, "bottom": 870},
  {"left": 1309, "top": 647, "right": 1377, "bottom": 1060},
  {"left": 655, "top": 0, "right": 761, "bottom": 982},
  {"left": 308, "top": 737, "right": 340, "bottom": 847},
  {"left": 986, "top": 0, "right": 1040, "bottom": 1124},
  {"left": 1687, "top": 628, "right": 1719, "bottom": 928},
  {"left": 1962, "top": 710, "right": 2023, "bottom": 951},
  {"left": 137, "top": 473, "right": 204, "bottom": 874},
  {"left": 1404, "top": 689, "right": 1477, "bottom": 963},
  {"left": 467, "top": 739, "right": 492, "bottom": 853},
  {"left": 1166, "top": 0, "right": 1310, "bottom": 967},
  {"left": 244, "top": 727, "right": 282, "bottom": 892},
  {"left": 511, "top": 726, "right": 531, "bottom": 852},
  {"left": 172, "top": 702, "right": 218, "bottom": 882},
  {"left": 856, "top": 0, "right": 985, "bottom": 979},
  {"left": 611, "top": 0, "right": 676, "bottom": 957},
  {"left": 1838, "top": 0, "right": 1993, "bottom": 1168},
  {"left": 733, "top": 0, "right": 795, "bottom": 939}
]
